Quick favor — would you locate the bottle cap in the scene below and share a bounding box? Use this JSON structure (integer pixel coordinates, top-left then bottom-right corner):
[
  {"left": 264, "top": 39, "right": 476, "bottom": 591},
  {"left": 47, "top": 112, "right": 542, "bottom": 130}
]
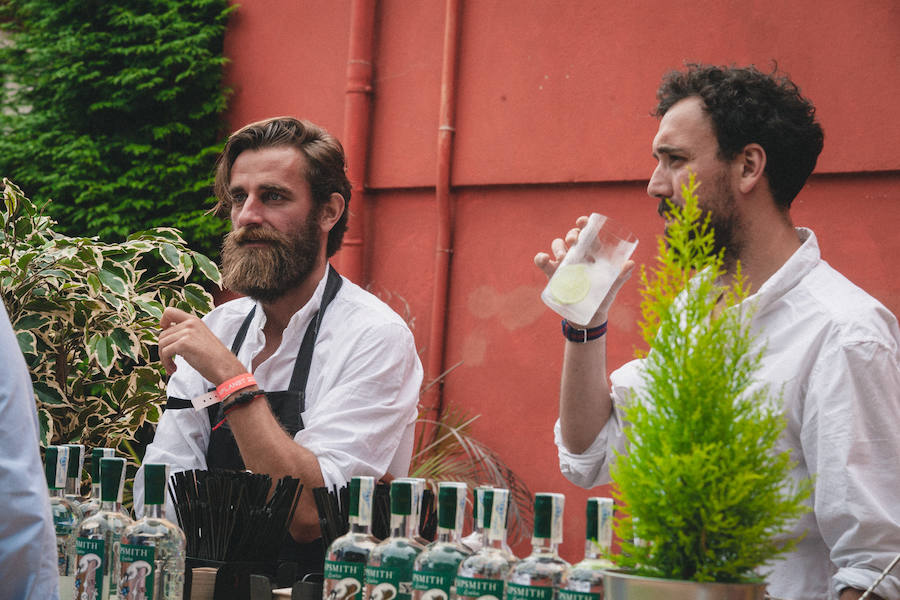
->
[
  {"left": 486, "top": 488, "right": 510, "bottom": 542},
  {"left": 64, "top": 444, "right": 84, "bottom": 479},
  {"left": 533, "top": 492, "right": 565, "bottom": 543},
  {"left": 349, "top": 476, "right": 375, "bottom": 526},
  {"left": 100, "top": 457, "right": 127, "bottom": 503},
  {"left": 437, "top": 482, "right": 467, "bottom": 531},
  {"left": 44, "top": 445, "right": 69, "bottom": 490},
  {"left": 390, "top": 480, "right": 413, "bottom": 516},
  {"left": 586, "top": 497, "right": 614, "bottom": 547},
  {"left": 91, "top": 448, "right": 115, "bottom": 483},
  {"left": 144, "top": 463, "right": 168, "bottom": 506}
]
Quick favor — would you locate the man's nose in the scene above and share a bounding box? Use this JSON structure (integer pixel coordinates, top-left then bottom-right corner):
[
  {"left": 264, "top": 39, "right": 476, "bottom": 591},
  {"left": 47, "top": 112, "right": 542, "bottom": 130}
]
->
[
  {"left": 646, "top": 164, "right": 671, "bottom": 200},
  {"left": 234, "top": 195, "right": 264, "bottom": 227}
]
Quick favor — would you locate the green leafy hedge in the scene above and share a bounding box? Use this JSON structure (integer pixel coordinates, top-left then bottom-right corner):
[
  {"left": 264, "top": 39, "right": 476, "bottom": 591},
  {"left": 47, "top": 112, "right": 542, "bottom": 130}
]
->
[{"left": 0, "top": 0, "right": 234, "bottom": 259}]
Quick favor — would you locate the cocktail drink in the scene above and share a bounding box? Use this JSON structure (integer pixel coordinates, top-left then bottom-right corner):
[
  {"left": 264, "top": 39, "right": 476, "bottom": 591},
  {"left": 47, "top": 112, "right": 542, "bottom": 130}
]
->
[{"left": 541, "top": 213, "right": 637, "bottom": 325}]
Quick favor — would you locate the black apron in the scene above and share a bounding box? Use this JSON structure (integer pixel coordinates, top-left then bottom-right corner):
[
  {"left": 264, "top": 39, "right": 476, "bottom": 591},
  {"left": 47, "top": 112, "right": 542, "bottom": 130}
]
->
[{"left": 165, "top": 266, "right": 343, "bottom": 575}]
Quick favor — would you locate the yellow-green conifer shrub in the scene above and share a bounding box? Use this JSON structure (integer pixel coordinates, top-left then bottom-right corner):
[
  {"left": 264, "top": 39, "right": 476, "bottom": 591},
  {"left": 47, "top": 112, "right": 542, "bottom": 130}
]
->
[{"left": 610, "top": 173, "right": 811, "bottom": 582}]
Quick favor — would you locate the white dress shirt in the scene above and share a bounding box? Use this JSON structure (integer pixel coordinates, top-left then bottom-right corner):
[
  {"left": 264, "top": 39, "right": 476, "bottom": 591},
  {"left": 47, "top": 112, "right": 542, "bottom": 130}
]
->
[
  {"left": 136, "top": 266, "right": 423, "bottom": 520},
  {"left": 555, "top": 229, "right": 900, "bottom": 600},
  {"left": 0, "top": 302, "right": 60, "bottom": 600}
]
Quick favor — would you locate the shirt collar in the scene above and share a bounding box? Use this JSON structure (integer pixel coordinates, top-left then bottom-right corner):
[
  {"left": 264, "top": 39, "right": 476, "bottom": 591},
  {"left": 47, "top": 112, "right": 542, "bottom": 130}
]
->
[{"left": 746, "top": 227, "right": 819, "bottom": 316}]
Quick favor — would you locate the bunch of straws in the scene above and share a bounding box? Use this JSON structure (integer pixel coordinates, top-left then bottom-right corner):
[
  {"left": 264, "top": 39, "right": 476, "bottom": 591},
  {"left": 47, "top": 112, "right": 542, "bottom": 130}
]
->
[
  {"left": 311, "top": 481, "right": 438, "bottom": 547},
  {"left": 169, "top": 469, "right": 303, "bottom": 563}
]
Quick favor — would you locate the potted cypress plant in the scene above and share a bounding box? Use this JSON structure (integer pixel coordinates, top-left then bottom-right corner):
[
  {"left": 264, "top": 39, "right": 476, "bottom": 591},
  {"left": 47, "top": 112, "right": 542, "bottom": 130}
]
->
[{"left": 604, "top": 174, "right": 811, "bottom": 599}]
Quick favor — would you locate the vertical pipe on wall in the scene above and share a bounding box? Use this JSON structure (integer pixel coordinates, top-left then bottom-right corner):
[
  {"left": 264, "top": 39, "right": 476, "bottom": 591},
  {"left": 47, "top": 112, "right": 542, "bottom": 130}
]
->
[
  {"left": 339, "top": 0, "right": 377, "bottom": 284},
  {"left": 424, "top": 0, "right": 462, "bottom": 421}
]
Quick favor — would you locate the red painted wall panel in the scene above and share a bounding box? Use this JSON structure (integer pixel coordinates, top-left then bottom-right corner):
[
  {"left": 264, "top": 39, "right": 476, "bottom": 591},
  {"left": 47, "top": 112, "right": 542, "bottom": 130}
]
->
[{"left": 222, "top": 0, "right": 900, "bottom": 561}]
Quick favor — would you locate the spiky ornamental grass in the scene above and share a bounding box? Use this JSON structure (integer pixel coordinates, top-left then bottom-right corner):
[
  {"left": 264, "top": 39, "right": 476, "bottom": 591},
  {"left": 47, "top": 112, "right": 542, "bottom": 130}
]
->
[{"left": 609, "top": 173, "right": 811, "bottom": 582}]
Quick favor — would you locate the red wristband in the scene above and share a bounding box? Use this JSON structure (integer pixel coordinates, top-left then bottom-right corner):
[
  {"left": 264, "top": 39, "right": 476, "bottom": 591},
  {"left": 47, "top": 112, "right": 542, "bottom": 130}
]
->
[{"left": 216, "top": 373, "right": 257, "bottom": 400}]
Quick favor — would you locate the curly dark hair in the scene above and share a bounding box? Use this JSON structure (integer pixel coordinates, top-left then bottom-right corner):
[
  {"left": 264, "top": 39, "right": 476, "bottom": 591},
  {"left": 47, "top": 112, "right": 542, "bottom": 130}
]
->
[
  {"left": 655, "top": 64, "right": 824, "bottom": 210},
  {"left": 213, "top": 116, "right": 351, "bottom": 257}
]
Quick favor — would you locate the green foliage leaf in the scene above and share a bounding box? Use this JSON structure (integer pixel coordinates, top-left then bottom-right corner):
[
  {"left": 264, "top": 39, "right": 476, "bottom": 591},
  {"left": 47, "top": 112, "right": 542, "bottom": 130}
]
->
[{"left": 15, "top": 329, "right": 37, "bottom": 355}]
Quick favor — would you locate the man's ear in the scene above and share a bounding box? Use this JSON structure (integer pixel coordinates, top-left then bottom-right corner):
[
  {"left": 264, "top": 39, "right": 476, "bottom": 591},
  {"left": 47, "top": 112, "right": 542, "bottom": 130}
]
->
[
  {"left": 736, "top": 143, "right": 767, "bottom": 194},
  {"left": 319, "top": 193, "right": 346, "bottom": 232}
]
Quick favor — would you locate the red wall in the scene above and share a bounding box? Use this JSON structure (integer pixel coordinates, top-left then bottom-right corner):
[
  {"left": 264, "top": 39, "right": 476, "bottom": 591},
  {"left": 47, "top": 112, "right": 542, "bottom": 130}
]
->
[{"left": 222, "top": 0, "right": 900, "bottom": 560}]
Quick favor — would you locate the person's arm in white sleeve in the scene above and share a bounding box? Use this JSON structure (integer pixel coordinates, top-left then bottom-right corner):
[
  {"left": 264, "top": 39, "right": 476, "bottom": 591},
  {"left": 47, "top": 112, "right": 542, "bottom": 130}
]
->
[
  {"left": 535, "top": 217, "right": 635, "bottom": 462},
  {"left": 297, "top": 320, "right": 422, "bottom": 490},
  {"left": 806, "top": 340, "right": 900, "bottom": 600},
  {"left": 0, "top": 303, "right": 60, "bottom": 600}
]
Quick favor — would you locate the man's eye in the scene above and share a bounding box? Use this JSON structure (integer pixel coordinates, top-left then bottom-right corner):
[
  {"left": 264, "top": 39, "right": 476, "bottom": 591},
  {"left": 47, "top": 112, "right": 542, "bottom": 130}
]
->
[
  {"left": 265, "top": 191, "right": 283, "bottom": 202},
  {"left": 232, "top": 194, "right": 246, "bottom": 205}
]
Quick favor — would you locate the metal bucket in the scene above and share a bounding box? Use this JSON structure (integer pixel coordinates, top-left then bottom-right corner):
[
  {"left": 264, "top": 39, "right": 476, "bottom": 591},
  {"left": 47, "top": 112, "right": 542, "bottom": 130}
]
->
[{"left": 604, "top": 570, "right": 766, "bottom": 600}]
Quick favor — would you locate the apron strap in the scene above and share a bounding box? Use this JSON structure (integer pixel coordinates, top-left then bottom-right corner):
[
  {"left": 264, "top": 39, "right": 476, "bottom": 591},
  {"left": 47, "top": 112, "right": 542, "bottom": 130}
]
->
[{"left": 288, "top": 266, "right": 343, "bottom": 393}]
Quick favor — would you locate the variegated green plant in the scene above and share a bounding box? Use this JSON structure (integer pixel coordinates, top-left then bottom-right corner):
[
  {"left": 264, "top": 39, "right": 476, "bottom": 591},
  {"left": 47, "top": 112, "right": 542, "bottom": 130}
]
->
[{"left": 1, "top": 178, "right": 221, "bottom": 453}]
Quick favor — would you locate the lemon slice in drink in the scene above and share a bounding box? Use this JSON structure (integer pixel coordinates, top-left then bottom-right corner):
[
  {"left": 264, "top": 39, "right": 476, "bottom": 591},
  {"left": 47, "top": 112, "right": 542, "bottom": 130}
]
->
[{"left": 549, "top": 264, "right": 591, "bottom": 304}]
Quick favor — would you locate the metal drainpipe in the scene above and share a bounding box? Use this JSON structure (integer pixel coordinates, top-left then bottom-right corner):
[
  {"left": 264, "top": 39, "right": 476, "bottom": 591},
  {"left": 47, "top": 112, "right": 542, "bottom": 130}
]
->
[
  {"left": 424, "top": 0, "right": 462, "bottom": 422},
  {"left": 339, "top": 0, "right": 377, "bottom": 284}
]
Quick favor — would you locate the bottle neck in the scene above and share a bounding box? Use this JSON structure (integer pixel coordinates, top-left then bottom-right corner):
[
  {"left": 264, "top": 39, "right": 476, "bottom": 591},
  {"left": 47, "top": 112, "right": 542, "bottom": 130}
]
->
[
  {"left": 485, "top": 528, "right": 508, "bottom": 550},
  {"left": 50, "top": 488, "right": 65, "bottom": 499},
  {"left": 144, "top": 503, "right": 164, "bottom": 519},
  {"left": 349, "top": 520, "right": 372, "bottom": 535},
  {"left": 66, "top": 477, "right": 80, "bottom": 498},
  {"left": 91, "top": 483, "right": 101, "bottom": 500},
  {"left": 101, "top": 499, "right": 121, "bottom": 513},
  {"left": 435, "top": 525, "right": 463, "bottom": 545},
  {"left": 530, "top": 535, "right": 559, "bottom": 555},
  {"left": 583, "top": 538, "right": 602, "bottom": 559},
  {"left": 390, "top": 513, "right": 417, "bottom": 539}
]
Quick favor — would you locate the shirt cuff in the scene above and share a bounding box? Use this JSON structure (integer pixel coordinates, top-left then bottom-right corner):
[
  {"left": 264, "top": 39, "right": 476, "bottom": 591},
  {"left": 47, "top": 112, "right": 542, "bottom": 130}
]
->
[
  {"left": 834, "top": 566, "right": 900, "bottom": 599},
  {"left": 553, "top": 417, "right": 614, "bottom": 489}
]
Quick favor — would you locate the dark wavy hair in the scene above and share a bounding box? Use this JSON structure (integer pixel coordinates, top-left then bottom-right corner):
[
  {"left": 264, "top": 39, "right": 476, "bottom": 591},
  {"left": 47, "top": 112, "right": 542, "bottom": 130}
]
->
[
  {"left": 655, "top": 64, "right": 824, "bottom": 210},
  {"left": 213, "top": 116, "right": 351, "bottom": 257}
]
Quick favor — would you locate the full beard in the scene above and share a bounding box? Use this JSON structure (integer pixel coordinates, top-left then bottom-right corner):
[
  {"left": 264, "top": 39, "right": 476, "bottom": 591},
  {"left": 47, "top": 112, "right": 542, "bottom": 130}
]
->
[
  {"left": 660, "top": 171, "right": 741, "bottom": 267},
  {"left": 220, "top": 211, "right": 322, "bottom": 302}
]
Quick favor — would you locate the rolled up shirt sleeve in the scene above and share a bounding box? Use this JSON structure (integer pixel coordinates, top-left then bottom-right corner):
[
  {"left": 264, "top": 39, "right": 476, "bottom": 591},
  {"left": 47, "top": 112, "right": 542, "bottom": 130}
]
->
[{"left": 554, "top": 358, "right": 641, "bottom": 489}]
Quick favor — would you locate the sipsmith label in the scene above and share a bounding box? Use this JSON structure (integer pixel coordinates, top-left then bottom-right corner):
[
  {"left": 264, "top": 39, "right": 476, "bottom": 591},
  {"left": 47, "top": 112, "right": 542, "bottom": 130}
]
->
[
  {"left": 119, "top": 544, "right": 156, "bottom": 599},
  {"left": 505, "top": 582, "right": 555, "bottom": 600},
  {"left": 455, "top": 576, "right": 504, "bottom": 600},
  {"left": 411, "top": 570, "right": 453, "bottom": 599},
  {"left": 74, "top": 537, "right": 105, "bottom": 600},
  {"left": 325, "top": 560, "right": 366, "bottom": 600},
  {"left": 557, "top": 590, "right": 600, "bottom": 600},
  {"left": 365, "top": 564, "right": 413, "bottom": 600}
]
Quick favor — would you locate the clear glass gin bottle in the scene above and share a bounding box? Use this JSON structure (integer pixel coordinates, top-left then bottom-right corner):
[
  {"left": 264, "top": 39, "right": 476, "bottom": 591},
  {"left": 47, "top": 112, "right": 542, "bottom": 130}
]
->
[
  {"left": 455, "top": 488, "right": 518, "bottom": 600},
  {"left": 365, "top": 480, "right": 425, "bottom": 600},
  {"left": 411, "top": 482, "right": 472, "bottom": 600},
  {"left": 46, "top": 446, "right": 84, "bottom": 588},
  {"left": 559, "top": 498, "right": 614, "bottom": 600},
  {"left": 81, "top": 448, "right": 116, "bottom": 519},
  {"left": 69, "top": 456, "right": 134, "bottom": 600},
  {"left": 324, "top": 476, "right": 379, "bottom": 600},
  {"left": 505, "top": 493, "right": 569, "bottom": 600},
  {"left": 115, "top": 463, "right": 186, "bottom": 600}
]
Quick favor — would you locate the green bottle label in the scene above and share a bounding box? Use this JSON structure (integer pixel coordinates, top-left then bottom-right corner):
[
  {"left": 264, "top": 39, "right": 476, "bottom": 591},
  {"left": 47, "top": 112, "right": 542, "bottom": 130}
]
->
[
  {"left": 325, "top": 560, "right": 366, "bottom": 600},
  {"left": 558, "top": 590, "right": 600, "bottom": 600},
  {"left": 74, "top": 537, "right": 105, "bottom": 600},
  {"left": 366, "top": 565, "right": 412, "bottom": 600},
  {"left": 455, "top": 576, "right": 505, "bottom": 600},
  {"left": 505, "top": 583, "right": 555, "bottom": 600},
  {"left": 412, "top": 570, "right": 454, "bottom": 598},
  {"left": 119, "top": 544, "right": 155, "bottom": 599}
]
